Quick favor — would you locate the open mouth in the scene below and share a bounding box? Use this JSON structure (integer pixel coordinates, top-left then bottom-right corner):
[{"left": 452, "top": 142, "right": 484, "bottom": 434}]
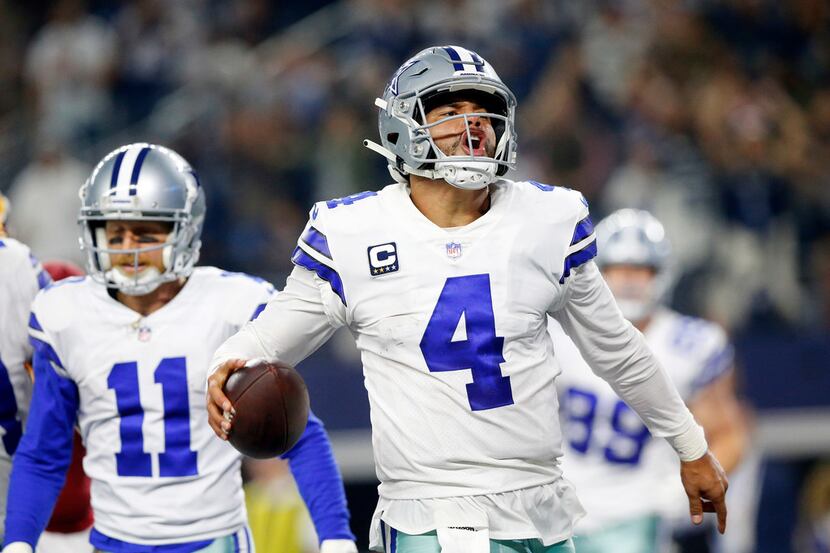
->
[
  {"left": 115, "top": 264, "right": 149, "bottom": 275},
  {"left": 460, "top": 131, "right": 487, "bottom": 156}
]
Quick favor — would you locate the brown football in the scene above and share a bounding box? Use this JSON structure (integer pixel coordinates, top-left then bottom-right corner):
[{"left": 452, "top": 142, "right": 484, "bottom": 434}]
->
[{"left": 222, "top": 360, "right": 310, "bottom": 459}]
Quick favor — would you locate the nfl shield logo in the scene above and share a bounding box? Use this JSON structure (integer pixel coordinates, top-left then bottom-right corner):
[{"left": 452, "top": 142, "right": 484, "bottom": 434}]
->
[
  {"left": 138, "top": 325, "right": 152, "bottom": 342},
  {"left": 446, "top": 242, "right": 463, "bottom": 259}
]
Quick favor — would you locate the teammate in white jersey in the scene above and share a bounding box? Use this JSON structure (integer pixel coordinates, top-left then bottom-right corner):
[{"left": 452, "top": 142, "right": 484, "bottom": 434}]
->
[
  {"left": 551, "top": 209, "right": 747, "bottom": 553},
  {"left": 205, "top": 46, "right": 729, "bottom": 553},
  {"left": 0, "top": 194, "right": 51, "bottom": 545},
  {"left": 2, "top": 144, "right": 357, "bottom": 553}
]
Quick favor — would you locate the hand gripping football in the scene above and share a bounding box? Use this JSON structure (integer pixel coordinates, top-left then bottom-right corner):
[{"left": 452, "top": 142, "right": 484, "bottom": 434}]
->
[{"left": 222, "top": 360, "right": 310, "bottom": 458}]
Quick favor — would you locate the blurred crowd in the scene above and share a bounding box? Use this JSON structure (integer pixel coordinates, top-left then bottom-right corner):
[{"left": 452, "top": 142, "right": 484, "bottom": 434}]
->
[
  {"left": 1, "top": 1, "right": 830, "bottom": 551},
  {"left": 2, "top": 0, "right": 830, "bottom": 335}
]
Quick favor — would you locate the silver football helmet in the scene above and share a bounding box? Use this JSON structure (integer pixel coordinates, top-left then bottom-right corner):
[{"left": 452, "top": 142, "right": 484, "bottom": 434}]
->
[
  {"left": 596, "top": 209, "right": 674, "bottom": 322},
  {"left": 364, "top": 45, "right": 517, "bottom": 190},
  {"left": 78, "top": 143, "right": 206, "bottom": 296}
]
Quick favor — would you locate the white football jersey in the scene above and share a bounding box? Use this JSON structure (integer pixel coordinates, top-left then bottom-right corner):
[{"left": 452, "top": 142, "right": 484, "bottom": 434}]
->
[
  {"left": 552, "top": 308, "right": 733, "bottom": 532},
  {"left": 27, "top": 267, "right": 273, "bottom": 545},
  {"left": 213, "top": 179, "right": 703, "bottom": 547},
  {"left": 0, "top": 238, "right": 48, "bottom": 533},
  {"left": 292, "top": 181, "right": 592, "bottom": 499}
]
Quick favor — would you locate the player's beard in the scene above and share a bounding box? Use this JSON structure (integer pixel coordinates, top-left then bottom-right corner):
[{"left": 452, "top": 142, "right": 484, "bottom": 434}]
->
[
  {"left": 615, "top": 298, "right": 655, "bottom": 324},
  {"left": 108, "top": 265, "right": 164, "bottom": 295},
  {"left": 610, "top": 281, "right": 659, "bottom": 324}
]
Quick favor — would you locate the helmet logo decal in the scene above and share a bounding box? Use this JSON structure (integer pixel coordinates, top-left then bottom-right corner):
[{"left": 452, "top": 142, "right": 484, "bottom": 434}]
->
[{"left": 388, "top": 59, "right": 418, "bottom": 96}]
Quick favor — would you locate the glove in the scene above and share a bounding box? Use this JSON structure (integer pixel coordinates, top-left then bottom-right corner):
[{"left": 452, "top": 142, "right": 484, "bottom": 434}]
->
[
  {"left": 2, "top": 543, "right": 33, "bottom": 553},
  {"left": 320, "top": 539, "right": 358, "bottom": 553}
]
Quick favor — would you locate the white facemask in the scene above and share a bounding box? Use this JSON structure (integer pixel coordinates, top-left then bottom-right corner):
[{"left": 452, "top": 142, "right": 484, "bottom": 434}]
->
[{"left": 435, "top": 160, "right": 498, "bottom": 190}]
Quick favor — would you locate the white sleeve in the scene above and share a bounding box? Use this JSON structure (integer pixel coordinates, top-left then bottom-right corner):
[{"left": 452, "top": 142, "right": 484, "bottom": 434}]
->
[
  {"left": 209, "top": 266, "right": 343, "bottom": 376},
  {"left": 551, "top": 261, "right": 708, "bottom": 461}
]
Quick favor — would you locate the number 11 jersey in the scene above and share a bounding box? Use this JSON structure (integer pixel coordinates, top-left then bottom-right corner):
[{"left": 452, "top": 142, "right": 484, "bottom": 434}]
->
[{"left": 26, "top": 268, "right": 273, "bottom": 545}]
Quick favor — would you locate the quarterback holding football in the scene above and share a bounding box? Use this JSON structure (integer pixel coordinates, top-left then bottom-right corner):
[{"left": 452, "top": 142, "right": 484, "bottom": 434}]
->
[{"left": 207, "top": 45, "right": 729, "bottom": 553}]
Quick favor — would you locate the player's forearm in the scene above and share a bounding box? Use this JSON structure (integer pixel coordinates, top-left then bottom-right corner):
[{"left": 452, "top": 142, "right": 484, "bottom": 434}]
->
[
  {"left": 615, "top": 370, "right": 708, "bottom": 461},
  {"left": 210, "top": 268, "right": 339, "bottom": 376},
  {"left": 4, "top": 346, "right": 77, "bottom": 545},
  {"left": 602, "top": 334, "right": 708, "bottom": 460},
  {"left": 4, "top": 445, "right": 71, "bottom": 545},
  {"left": 283, "top": 412, "right": 355, "bottom": 542}
]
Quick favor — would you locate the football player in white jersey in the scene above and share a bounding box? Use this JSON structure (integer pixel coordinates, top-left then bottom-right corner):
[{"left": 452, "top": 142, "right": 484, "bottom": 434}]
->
[
  {"left": 0, "top": 193, "right": 51, "bottom": 545},
  {"left": 552, "top": 209, "right": 747, "bottom": 553},
  {"left": 205, "top": 46, "right": 729, "bottom": 553},
  {"left": 2, "top": 144, "right": 357, "bottom": 553}
]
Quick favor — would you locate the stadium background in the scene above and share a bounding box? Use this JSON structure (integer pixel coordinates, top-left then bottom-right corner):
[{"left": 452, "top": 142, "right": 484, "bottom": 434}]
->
[{"left": 1, "top": 0, "right": 829, "bottom": 551}]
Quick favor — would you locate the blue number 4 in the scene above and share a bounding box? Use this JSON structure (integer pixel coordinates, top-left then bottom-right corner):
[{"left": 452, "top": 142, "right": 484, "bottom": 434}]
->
[
  {"left": 108, "top": 357, "right": 198, "bottom": 477},
  {"left": 420, "top": 274, "right": 514, "bottom": 411}
]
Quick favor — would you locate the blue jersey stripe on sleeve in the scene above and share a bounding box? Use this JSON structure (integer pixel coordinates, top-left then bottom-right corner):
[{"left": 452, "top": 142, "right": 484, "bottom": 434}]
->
[
  {"left": 28, "top": 335, "right": 66, "bottom": 370},
  {"left": 570, "top": 216, "right": 594, "bottom": 246},
  {"left": 300, "top": 225, "right": 333, "bottom": 260},
  {"left": 37, "top": 269, "right": 51, "bottom": 289},
  {"left": 29, "top": 312, "right": 44, "bottom": 332},
  {"left": 560, "top": 240, "right": 597, "bottom": 284},
  {"left": 250, "top": 303, "right": 267, "bottom": 321},
  {"left": 28, "top": 254, "right": 52, "bottom": 288},
  {"left": 291, "top": 247, "right": 346, "bottom": 305}
]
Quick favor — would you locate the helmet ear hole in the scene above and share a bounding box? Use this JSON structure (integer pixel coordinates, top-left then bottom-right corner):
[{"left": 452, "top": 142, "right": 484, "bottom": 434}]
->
[{"left": 387, "top": 133, "right": 399, "bottom": 145}]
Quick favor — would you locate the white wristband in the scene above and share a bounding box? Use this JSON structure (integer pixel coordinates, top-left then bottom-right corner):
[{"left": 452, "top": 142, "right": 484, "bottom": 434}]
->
[
  {"left": 2, "top": 542, "right": 34, "bottom": 553},
  {"left": 666, "top": 421, "right": 708, "bottom": 462}
]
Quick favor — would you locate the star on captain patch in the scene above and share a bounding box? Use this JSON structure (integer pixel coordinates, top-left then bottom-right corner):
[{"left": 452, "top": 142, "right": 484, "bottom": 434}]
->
[{"left": 445, "top": 242, "right": 463, "bottom": 259}]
